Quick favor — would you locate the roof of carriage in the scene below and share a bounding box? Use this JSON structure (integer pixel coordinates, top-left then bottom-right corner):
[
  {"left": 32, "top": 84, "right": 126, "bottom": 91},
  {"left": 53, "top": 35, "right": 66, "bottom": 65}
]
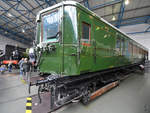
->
[{"left": 0, "top": 0, "right": 149, "bottom": 46}]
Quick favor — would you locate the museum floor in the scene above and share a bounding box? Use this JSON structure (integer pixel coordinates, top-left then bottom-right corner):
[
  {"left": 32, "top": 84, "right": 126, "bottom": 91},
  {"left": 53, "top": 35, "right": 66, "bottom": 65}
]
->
[{"left": 0, "top": 64, "right": 150, "bottom": 113}]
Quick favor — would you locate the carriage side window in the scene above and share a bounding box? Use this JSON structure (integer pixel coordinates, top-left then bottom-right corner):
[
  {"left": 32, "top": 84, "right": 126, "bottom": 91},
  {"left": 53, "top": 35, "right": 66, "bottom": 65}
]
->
[
  {"left": 128, "top": 42, "right": 133, "bottom": 56},
  {"left": 139, "top": 48, "right": 142, "bottom": 58},
  {"left": 116, "top": 38, "right": 120, "bottom": 48},
  {"left": 131, "top": 43, "right": 133, "bottom": 56},
  {"left": 133, "top": 45, "right": 136, "bottom": 57},
  {"left": 82, "top": 22, "right": 91, "bottom": 46},
  {"left": 116, "top": 38, "right": 121, "bottom": 55},
  {"left": 121, "top": 39, "right": 125, "bottom": 55},
  {"left": 136, "top": 46, "right": 138, "bottom": 56},
  {"left": 137, "top": 46, "right": 139, "bottom": 56}
]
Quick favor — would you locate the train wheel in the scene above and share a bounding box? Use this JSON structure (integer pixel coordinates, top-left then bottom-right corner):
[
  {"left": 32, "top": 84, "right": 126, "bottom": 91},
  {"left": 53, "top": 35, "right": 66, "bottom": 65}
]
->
[{"left": 81, "top": 89, "right": 91, "bottom": 105}]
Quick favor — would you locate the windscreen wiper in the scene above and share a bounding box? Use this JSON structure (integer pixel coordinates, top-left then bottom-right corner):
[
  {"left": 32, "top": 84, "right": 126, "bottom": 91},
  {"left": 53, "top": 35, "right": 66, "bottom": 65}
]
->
[
  {"left": 47, "top": 31, "right": 61, "bottom": 39},
  {"left": 47, "top": 35, "right": 56, "bottom": 39}
]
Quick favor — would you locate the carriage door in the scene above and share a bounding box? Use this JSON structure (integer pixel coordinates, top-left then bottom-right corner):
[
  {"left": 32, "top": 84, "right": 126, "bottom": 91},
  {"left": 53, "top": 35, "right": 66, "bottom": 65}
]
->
[{"left": 79, "top": 21, "right": 93, "bottom": 74}]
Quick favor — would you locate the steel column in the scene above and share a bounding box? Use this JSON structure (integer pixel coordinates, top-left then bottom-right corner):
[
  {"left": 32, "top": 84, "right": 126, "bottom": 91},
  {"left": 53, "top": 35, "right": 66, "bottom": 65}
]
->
[
  {"left": 115, "top": 16, "right": 150, "bottom": 27},
  {"left": 116, "top": 0, "right": 125, "bottom": 28},
  {"left": 2, "top": 0, "right": 33, "bottom": 23},
  {"left": 127, "top": 31, "right": 150, "bottom": 35},
  {"left": 91, "top": 0, "right": 122, "bottom": 10},
  {"left": 83, "top": 0, "right": 90, "bottom": 9},
  {"left": 145, "top": 26, "right": 150, "bottom": 32},
  {"left": 34, "top": 0, "right": 44, "bottom": 9}
]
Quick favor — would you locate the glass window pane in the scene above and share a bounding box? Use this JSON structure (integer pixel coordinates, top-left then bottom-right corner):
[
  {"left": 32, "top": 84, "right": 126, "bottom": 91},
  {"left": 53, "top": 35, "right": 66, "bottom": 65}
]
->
[
  {"left": 42, "top": 10, "right": 60, "bottom": 42},
  {"left": 82, "top": 22, "right": 90, "bottom": 41}
]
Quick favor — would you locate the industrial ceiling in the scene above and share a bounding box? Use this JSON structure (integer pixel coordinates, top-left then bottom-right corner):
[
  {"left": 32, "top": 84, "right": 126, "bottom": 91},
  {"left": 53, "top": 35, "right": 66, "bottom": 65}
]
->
[{"left": 0, "top": 0, "right": 150, "bottom": 46}]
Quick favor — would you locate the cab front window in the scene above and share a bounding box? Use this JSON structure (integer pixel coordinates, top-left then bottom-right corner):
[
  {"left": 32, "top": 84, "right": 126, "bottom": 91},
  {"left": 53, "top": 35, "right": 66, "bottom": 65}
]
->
[{"left": 42, "top": 10, "right": 61, "bottom": 43}]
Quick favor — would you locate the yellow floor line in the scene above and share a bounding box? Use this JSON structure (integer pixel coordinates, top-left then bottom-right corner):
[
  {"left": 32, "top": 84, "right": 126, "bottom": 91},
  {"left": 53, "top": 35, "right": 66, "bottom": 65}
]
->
[{"left": 21, "top": 79, "right": 27, "bottom": 84}]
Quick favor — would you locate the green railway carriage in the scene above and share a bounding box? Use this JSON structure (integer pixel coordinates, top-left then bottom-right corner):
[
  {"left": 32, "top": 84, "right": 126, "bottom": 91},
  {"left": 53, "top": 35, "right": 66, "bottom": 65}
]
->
[
  {"left": 32, "top": 1, "right": 148, "bottom": 111},
  {"left": 35, "top": 1, "right": 148, "bottom": 76}
]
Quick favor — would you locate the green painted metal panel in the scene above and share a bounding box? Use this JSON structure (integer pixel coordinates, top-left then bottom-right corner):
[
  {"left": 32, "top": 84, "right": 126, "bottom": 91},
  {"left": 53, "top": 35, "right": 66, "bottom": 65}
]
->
[
  {"left": 39, "top": 43, "right": 62, "bottom": 74},
  {"left": 77, "top": 8, "right": 93, "bottom": 73}
]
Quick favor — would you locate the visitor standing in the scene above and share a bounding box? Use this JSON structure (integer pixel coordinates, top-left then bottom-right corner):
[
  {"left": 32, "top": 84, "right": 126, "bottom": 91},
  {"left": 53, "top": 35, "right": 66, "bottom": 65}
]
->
[{"left": 18, "top": 58, "right": 24, "bottom": 78}]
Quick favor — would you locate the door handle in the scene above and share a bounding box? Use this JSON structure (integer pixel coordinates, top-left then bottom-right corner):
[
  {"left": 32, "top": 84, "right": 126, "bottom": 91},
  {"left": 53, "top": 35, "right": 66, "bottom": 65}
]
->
[{"left": 71, "top": 53, "right": 77, "bottom": 56}]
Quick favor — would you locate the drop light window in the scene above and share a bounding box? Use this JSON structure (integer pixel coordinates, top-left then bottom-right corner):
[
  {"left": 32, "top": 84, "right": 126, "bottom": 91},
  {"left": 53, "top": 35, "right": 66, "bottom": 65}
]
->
[{"left": 81, "top": 22, "right": 91, "bottom": 46}]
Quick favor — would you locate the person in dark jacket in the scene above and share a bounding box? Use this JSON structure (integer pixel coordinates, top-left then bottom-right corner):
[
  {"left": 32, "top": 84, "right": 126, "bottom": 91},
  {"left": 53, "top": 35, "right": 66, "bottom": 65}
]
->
[
  {"left": 8, "top": 62, "right": 12, "bottom": 72},
  {"left": 22, "top": 58, "right": 31, "bottom": 82}
]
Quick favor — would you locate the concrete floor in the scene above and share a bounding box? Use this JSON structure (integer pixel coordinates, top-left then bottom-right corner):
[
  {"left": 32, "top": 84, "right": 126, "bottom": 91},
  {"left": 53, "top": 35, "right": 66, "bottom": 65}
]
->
[
  {"left": 0, "top": 66, "right": 150, "bottom": 113},
  {"left": 0, "top": 70, "right": 37, "bottom": 113},
  {"left": 0, "top": 70, "right": 27, "bottom": 113},
  {"left": 57, "top": 72, "right": 150, "bottom": 113}
]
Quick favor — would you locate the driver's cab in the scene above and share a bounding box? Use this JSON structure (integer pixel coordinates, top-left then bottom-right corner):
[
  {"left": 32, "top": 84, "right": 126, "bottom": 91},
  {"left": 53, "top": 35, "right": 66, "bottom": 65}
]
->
[
  {"left": 36, "top": 6, "right": 62, "bottom": 48},
  {"left": 34, "top": 1, "right": 79, "bottom": 75}
]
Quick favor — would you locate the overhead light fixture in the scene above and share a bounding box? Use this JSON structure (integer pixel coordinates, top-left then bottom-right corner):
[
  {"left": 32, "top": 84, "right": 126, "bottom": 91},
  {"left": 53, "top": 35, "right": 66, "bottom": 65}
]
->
[
  {"left": 22, "top": 29, "right": 25, "bottom": 33},
  {"left": 111, "top": 5, "right": 116, "bottom": 21},
  {"left": 7, "top": 13, "right": 13, "bottom": 17},
  {"left": 125, "top": 0, "right": 130, "bottom": 5},
  {"left": 112, "top": 15, "right": 116, "bottom": 21}
]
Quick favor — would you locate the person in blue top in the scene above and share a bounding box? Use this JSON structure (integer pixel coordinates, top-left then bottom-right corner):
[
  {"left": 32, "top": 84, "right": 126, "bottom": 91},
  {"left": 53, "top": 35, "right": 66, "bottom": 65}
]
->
[
  {"left": 0, "top": 65, "right": 6, "bottom": 74},
  {"left": 18, "top": 58, "right": 24, "bottom": 79}
]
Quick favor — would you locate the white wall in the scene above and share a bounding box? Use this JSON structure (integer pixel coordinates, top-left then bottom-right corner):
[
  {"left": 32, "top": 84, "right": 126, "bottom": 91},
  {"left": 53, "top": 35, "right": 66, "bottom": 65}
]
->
[
  {"left": 119, "top": 24, "right": 150, "bottom": 59},
  {"left": 0, "top": 35, "right": 29, "bottom": 52}
]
